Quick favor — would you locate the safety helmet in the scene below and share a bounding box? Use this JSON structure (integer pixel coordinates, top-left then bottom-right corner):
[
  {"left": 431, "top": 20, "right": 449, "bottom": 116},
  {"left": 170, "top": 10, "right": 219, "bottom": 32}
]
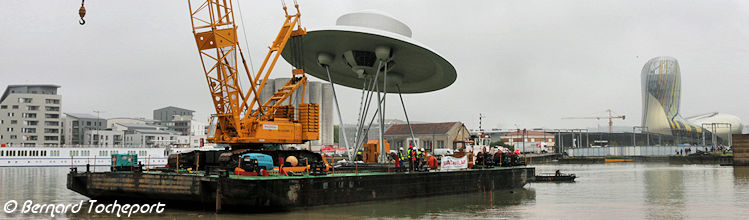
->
[
  {"left": 420, "top": 148, "right": 425, "bottom": 151},
  {"left": 399, "top": 147, "right": 404, "bottom": 150}
]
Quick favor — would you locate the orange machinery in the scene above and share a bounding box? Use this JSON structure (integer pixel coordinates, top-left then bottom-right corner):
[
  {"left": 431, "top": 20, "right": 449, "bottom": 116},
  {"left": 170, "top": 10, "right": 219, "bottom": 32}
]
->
[
  {"left": 361, "top": 140, "right": 390, "bottom": 163},
  {"left": 187, "top": 0, "right": 318, "bottom": 147}
]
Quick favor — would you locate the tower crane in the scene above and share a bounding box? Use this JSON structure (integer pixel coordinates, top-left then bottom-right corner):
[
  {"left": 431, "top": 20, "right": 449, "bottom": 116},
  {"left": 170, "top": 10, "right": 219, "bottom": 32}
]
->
[{"left": 562, "top": 109, "right": 625, "bottom": 134}]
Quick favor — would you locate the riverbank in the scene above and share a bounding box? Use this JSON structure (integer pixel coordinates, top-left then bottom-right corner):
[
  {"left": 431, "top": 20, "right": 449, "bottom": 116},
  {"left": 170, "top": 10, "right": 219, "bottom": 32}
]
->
[{"left": 553, "top": 155, "right": 733, "bottom": 164}]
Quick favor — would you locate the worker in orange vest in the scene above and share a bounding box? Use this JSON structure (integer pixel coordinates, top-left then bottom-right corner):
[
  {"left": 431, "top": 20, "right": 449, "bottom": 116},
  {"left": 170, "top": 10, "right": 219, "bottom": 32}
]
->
[{"left": 427, "top": 154, "right": 438, "bottom": 170}]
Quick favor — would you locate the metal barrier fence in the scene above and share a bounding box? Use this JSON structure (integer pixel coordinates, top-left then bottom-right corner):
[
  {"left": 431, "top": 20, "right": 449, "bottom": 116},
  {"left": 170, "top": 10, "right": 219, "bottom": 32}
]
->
[{"left": 565, "top": 146, "right": 715, "bottom": 157}]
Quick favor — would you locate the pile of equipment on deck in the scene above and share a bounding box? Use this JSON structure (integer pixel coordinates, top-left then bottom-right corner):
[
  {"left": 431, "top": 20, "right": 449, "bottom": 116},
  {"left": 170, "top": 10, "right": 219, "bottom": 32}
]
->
[
  {"left": 164, "top": 149, "right": 328, "bottom": 176},
  {"left": 111, "top": 146, "right": 526, "bottom": 176},
  {"left": 471, "top": 148, "right": 526, "bottom": 169}
]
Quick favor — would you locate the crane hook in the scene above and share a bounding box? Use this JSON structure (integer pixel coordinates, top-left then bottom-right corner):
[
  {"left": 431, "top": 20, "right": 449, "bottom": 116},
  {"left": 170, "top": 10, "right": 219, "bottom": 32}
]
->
[{"left": 78, "top": 0, "right": 86, "bottom": 25}]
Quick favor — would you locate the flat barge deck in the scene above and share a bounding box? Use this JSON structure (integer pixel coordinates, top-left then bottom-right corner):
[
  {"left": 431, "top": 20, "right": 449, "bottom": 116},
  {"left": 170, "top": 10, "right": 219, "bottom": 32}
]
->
[{"left": 68, "top": 167, "right": 534, "bottom": 212}]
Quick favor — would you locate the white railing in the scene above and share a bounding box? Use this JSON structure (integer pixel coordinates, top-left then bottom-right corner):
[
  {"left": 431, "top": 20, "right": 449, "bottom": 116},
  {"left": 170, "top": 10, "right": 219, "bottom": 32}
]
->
[
  {"left": 565, "top": 145, "right": 720, "bottom": 157},
  {"left": 1, "top": 145, "right": 172, "bottom": 149}
]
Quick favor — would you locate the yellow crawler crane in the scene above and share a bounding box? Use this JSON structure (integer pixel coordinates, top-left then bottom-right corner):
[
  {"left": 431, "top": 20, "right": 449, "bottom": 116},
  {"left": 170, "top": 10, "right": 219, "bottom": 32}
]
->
[{"left": 188, "top": 0, "right": 318, "bottom": 147}]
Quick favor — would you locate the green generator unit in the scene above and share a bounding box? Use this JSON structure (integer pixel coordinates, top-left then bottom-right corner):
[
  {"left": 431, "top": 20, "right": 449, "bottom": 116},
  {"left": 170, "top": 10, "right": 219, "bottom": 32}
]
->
[{"left": 111, "top": 154, "right": 139, "bottom": 171}]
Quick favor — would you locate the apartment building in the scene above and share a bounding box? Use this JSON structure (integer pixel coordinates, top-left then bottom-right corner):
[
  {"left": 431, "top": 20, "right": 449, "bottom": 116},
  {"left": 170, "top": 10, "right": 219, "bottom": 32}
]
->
[{"left": 0, "top": 85, "right": 62, "bottom": 147}]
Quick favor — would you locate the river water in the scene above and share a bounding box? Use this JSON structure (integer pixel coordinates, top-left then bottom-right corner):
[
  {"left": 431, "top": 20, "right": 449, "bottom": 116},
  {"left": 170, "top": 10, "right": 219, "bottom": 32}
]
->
[{"left": 1, "top": 163, "right": 748, "bottom": 219}]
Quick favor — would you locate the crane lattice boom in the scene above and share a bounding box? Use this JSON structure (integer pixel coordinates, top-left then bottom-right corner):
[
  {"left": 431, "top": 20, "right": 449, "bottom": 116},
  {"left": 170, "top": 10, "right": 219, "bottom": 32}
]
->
[{"left": 188, "top": 0, "right": 318, "bottom": 146}]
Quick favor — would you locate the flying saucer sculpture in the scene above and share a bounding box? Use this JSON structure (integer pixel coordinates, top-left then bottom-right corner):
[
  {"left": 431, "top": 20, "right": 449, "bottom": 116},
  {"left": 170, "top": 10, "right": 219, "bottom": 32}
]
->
[{"left": 281, "top": 10, "right": 457, "bottom": 93}]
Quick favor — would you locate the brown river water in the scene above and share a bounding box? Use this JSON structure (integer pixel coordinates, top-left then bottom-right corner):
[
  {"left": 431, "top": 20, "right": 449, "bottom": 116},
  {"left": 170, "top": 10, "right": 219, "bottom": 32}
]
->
[{"left": 1, "top": 163, "right": 748, "bottom": 219}]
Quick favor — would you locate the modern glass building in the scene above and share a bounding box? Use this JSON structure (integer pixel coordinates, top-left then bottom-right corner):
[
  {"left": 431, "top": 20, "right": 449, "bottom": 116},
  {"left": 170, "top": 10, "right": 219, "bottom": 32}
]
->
[
  {"left": 641, "top": 56, "right": 742, "bottom": 139},
  {"left": 641, "top": 57, "right": 704, "bottom": 136}
]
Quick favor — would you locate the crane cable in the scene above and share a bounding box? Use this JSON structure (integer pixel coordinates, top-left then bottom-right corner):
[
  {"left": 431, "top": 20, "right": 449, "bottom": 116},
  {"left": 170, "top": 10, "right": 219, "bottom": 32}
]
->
[
  {"left": 78, "top": 0, "right": 86, "bottom": 25},
  {"left": 235, "top": 0, "right": 258, "bottom": 116},
  {"left": 235, "top": 0, "right": 256, "bottom": 75}
]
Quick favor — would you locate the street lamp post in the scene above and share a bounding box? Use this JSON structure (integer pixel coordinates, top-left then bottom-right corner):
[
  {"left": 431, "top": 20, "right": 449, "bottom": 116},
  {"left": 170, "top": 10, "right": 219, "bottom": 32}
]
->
[{"left": 522, "top": 129, "right": 526, "bottom": 154}]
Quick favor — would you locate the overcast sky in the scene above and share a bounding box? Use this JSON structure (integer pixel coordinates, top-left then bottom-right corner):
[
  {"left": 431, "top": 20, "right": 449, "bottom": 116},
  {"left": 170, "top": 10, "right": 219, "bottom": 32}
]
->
[{"left": 1, "top": 0, "right": 747, "bottom": 131}]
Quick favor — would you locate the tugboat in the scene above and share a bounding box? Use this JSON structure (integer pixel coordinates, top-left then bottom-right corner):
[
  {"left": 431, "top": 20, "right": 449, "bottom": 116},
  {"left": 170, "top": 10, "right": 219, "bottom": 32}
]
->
[{"left": 534, "top": 170, "right": 576, "bottom": 182}]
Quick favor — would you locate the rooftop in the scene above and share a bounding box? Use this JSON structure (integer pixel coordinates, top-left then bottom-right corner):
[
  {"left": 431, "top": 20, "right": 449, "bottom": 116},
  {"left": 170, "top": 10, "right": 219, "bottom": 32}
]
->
[
  {"left": 65, "top": 113, "right": 100, "bottom": 120},
  {"left": 115, "top": 123, "right": 162, "bottom": 130},
  {"left": 133, "top": 129, "right": 178, "bottom": 135},
  {"left": 154, "top": 106, "right": 195, "bottom": 112},
  {"left": 385, "top": 122, "right": 461, "bottom": 135},
  {"left": 1, "top": 84, "right": 60, "bottom": 103}
]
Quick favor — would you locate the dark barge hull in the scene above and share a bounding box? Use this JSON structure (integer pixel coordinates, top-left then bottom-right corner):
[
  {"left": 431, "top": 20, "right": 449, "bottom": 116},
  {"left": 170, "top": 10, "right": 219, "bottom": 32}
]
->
[{"left": 67, "top": 167, "right": 534, "bottom": 212}]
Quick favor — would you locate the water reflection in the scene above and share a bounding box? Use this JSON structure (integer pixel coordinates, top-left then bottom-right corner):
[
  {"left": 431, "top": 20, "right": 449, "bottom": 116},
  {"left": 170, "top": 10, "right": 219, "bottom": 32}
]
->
[
  {"left": 3, "top": 164, "right": 749, "bottom": 219},
  {"left": 644, "top": 164, "right": 685, "bottom": 219},
  {"left": 111, "top": 189, "right": 536, "bottom": 220},
  {"left": 733, "top": 166, "right": 749, "bottom": 184},
  {"left": 274, "top": 189, "right": 536, "bottom": 219}
]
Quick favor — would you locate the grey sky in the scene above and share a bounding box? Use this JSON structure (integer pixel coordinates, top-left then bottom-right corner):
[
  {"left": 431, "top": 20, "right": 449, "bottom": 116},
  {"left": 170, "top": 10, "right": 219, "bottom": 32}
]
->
[{"left": 1, "top": 0, "right": 747, "bottom": 131}]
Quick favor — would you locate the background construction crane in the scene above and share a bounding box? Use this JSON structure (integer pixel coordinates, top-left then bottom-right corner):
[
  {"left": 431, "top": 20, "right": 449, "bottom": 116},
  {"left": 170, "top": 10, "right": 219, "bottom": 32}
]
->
[{"left": 562, "top": 109, "right": 625, "bottom": 134}]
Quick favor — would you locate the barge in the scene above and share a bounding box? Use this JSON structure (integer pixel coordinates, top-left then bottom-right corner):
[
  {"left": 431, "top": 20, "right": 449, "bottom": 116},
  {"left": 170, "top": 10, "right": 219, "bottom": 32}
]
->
[{"left": 67, "top": 167, "right": 534, "bottom": 212}]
